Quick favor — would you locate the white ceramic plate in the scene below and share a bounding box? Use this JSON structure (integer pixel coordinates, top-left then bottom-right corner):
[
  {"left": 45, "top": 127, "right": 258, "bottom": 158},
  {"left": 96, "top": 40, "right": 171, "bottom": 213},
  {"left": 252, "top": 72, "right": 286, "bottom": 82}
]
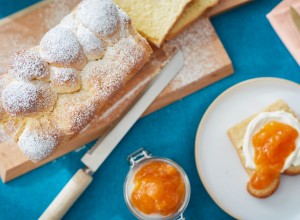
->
[{"left": 195, "top": 77, "right": 300, "bottom": 220}]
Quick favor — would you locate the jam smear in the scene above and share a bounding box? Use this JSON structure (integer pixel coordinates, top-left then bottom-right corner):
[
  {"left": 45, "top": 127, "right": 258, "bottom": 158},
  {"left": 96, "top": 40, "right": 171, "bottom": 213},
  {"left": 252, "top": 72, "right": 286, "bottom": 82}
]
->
[
  {"left": 250, "top": 121, "right": 298, "bottom": 190},
  {"left": 131, "top": 161, "right": 185, "bottom": 216}
]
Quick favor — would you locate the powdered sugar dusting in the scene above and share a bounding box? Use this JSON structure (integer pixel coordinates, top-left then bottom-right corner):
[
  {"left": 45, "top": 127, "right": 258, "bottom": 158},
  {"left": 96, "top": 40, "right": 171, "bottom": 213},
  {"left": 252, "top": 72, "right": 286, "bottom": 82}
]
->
[
  {"left": 99, "top": 74, "right": 152, "bottom": 120},
  {"left": 82, "top": 36, "right": 145, "bottom": 100},
  {"left": 54, "top": 92, "right": 98, "bottom": 133},
  {"left": 77, "top": 24, "right": 107, "bottom": 60},
  {"left": 166, "top": 18, "right": 224, "bottom": 90},
  {"left": 82, "top": 61, "right": 116, "bottom": 98},
  {"left": 68, "top": 100, "right": 97, "bottom": 132},
  {"left": 2, "top": 117, "right": 26, "bottom": 141},
  {"left": 18, "top": 128, "right": 61, "bottom": 161},
  {"left": 10, "top": 48, "right": 49, "bottom": 81},
  {"left": 0, "top": 33, "right": 37, "bottom": 74},
  {"left": 0, "top": 0, "right": 81, "bottom": 74},
  {"left": 50, "top": 67, "right": 79, "bottom": 85},
  {"left": 57, "top": 13, "right": 77, "bottom": 32},
  {"left": 0, "top": 75, "right": 13, "bottom": 120},
  {"left": 2, "top": 81, "right": 56, "bottom": 116},
  {"left": 50, "top": 67, "right": 81, "bottom": 93},
  {"left": 117, "top": 8, "right": 131, "bottom": 38},
  {"left": 42, "top": 0, "right": 81, "bottom": 30},
  {"left": 76, "top": 0, "right": 119, "bottom": 39},
  {"left": 2, "top": 82, "right": 39, "bottom": 116},
  {"left": 37, "top": 81, "right": 57, "bottom": 112},
  {"left": 0, "top": 125, "right": 11, "bottom": 143},
  {"left": 79, "top": 72, "right": 154, "bottom": 134},
  {"left": 40, "top": 27, "right": 84, "bottom": 66},
  {"left": 105, "top": 36, "right": 145, "bottom": 66}
]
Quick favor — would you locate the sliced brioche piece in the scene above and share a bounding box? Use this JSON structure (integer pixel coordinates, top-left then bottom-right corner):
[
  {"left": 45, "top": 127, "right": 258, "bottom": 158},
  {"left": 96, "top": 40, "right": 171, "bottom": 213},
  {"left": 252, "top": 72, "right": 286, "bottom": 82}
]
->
[
  {"left": 166, "top": 0, "right": 219, "bottom": 40},
  {"left": 227, "top": 100, "right": 300, "bottom": 198},
  {"left": 112, "top": 0, "right": 191, "bottom": 47}
]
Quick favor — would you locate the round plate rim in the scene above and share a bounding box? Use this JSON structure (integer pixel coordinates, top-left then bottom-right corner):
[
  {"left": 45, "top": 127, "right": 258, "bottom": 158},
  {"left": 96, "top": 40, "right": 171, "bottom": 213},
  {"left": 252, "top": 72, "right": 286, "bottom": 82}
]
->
[{"left": 194, "top": 77, "right": 300, "bottom": 218}]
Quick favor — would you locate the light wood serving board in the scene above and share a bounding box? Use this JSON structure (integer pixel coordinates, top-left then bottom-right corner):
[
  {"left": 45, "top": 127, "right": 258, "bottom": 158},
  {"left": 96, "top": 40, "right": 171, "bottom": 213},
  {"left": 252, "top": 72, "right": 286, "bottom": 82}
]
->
[{"left": 0, "top": 0, "right": 251, "bottom": 182}]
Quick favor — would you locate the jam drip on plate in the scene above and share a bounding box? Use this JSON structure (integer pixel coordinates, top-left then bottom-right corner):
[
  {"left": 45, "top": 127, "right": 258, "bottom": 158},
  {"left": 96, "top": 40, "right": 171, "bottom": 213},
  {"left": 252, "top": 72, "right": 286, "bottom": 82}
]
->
[
  {"left": 250, "top": 121, "right": 298, "bottom": 190},
  {"left": 131, "top": 161, "right": 185, "bottom": 216}
]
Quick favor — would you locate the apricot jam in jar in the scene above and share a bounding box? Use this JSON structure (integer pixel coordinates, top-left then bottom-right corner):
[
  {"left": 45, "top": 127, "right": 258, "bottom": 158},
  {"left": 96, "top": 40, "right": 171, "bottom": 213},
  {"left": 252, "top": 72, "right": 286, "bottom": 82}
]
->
[{"left": 124, "top": 149, "right": 190, "bottom": 220}]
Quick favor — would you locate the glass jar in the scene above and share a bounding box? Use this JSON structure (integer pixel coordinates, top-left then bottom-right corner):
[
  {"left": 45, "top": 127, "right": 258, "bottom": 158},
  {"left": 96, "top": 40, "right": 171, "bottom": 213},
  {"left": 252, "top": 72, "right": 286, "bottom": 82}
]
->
[{"left": 124, "top": 148, "right": 191, "bottom": 220}]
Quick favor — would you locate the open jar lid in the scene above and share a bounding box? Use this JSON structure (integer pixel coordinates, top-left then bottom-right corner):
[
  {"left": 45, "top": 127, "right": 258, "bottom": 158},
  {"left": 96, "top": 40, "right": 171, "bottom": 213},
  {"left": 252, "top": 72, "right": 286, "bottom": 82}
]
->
[{"left": 124, "top": 148, "right": 191, "bottom": 220}]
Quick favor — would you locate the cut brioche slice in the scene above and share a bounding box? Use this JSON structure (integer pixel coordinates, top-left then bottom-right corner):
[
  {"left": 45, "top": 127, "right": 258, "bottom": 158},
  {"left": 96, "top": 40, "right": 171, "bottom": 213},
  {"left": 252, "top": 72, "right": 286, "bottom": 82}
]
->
[
  {"left": 166, "top": 0, "right": 219, "bottom": 40},
  {"left": 112, "top": 0, "right": 191, "bottom": 47},
  {"left": 227, "top": 100, "right": 300, "bottom": 198}
]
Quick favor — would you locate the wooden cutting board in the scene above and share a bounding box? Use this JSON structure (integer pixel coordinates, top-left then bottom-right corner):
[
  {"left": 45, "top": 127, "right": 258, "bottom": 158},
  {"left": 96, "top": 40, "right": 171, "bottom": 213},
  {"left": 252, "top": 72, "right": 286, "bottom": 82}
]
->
[{"left": 0, "top": 0, "right": 251, "bottom": 182}]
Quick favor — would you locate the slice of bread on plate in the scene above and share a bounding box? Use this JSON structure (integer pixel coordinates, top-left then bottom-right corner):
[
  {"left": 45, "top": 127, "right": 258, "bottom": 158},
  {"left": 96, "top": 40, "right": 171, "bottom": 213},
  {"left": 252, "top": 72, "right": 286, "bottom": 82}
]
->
[
  {"left": 112, "top": 0, "right": 191, "bottom": 47},
  {"left": 166, "top": 0, "right": 219, "bottom": 40},
  {"left": 227, "top": 100, "right": 300, "bottom": 198}
]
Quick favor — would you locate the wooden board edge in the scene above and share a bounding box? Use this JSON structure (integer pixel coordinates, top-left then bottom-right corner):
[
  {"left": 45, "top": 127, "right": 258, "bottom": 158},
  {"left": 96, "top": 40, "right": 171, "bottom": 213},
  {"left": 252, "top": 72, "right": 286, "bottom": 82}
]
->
[{"left": 207, "top": 0, "right": 252, "bottom": 17}]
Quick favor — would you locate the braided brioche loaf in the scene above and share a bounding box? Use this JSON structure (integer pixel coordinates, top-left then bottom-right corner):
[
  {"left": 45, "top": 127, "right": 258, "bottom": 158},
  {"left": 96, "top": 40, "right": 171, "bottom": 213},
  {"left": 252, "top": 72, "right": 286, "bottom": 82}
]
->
[{"left": 0, "top": 0, "right": 152, "bottom": 161}]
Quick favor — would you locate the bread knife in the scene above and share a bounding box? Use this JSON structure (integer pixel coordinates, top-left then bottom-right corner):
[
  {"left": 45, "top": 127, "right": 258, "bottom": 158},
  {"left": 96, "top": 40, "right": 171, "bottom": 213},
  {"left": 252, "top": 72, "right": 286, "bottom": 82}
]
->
[
  {"left": 290, "top": 6, "right": 300, "bottom": 33},
  {"left": 39, "top": 49, "right": 184, "bottom": 220}
]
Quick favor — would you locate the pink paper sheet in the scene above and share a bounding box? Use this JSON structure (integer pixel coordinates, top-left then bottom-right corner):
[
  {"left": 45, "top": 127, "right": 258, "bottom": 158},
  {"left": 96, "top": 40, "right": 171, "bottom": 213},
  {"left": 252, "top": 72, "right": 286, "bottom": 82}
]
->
[{"left": 267, "top": 0, "right": 300, "bottom": 65}]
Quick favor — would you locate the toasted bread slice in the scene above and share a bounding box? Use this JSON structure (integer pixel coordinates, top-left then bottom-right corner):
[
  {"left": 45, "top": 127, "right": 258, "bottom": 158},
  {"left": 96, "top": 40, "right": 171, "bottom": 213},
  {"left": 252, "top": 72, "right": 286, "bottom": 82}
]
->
[
  {"left": 166, "top": 0, "right": 219, "bottom": 40},
  {"left": 247, "top": 177, "right": 280, "bottom": 198},
  {"left": 227, "top": 100, "right": 300, "bottom": 197},
  {"left": 113, "top": 0, "right": 191, "bottom": 47}
]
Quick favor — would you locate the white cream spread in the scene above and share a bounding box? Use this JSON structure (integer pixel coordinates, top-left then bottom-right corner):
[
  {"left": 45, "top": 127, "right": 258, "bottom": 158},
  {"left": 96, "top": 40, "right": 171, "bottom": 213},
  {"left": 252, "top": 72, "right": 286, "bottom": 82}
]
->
[{"left": 242, "top": 111, "right": 300, "bottom": 172}]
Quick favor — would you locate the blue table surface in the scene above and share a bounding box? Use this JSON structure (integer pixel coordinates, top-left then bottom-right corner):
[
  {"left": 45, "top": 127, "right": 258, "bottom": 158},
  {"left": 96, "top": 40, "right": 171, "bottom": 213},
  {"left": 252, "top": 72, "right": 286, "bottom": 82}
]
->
[{"left": 0, "top": 0, "right": 299, "bottom": 219}]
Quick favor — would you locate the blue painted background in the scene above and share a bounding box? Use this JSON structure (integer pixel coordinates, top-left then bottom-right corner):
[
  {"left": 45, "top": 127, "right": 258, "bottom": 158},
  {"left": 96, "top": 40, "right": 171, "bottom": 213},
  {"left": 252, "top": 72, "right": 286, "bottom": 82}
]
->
[{"left": 0, "top": 0, "right": 299, "bottom": 219}]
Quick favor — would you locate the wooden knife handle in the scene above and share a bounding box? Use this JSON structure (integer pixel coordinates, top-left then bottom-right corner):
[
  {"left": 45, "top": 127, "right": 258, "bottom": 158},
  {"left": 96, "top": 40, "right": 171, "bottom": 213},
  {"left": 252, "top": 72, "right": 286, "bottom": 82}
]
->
[{"left": 39, "top": 169, "right": 93, "bottom": 220}]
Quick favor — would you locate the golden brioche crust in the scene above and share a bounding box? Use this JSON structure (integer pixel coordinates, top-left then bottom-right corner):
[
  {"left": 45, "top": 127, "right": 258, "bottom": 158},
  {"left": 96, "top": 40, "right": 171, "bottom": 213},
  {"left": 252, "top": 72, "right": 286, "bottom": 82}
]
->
[
  {"left": 9, "top": 47, "right": 50, "bottom": 81},
  {"left": 50, "top": 67, "right": 81, "bottom": 93},
  {"left": 40, "top": 27, "right": 88, "bottom": 70},
  {"left": 0, "top": 0, "right": 152, "bottom": 161},
  {"left": 227, "top": 100, "right": 300, "bottom": 198},
  {"left": 247, "top": 176, "right": 280, "bottom": 198},
  {"left": 18, "top": 117, "right": 63, "bottom": 161}
]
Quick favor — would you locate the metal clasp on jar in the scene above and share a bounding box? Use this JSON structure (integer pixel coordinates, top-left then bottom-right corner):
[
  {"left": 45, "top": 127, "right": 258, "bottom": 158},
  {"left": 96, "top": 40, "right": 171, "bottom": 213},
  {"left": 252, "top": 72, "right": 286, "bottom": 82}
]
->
[{"left": 127, "top": 148, "right": 152, "bottom": 168}]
